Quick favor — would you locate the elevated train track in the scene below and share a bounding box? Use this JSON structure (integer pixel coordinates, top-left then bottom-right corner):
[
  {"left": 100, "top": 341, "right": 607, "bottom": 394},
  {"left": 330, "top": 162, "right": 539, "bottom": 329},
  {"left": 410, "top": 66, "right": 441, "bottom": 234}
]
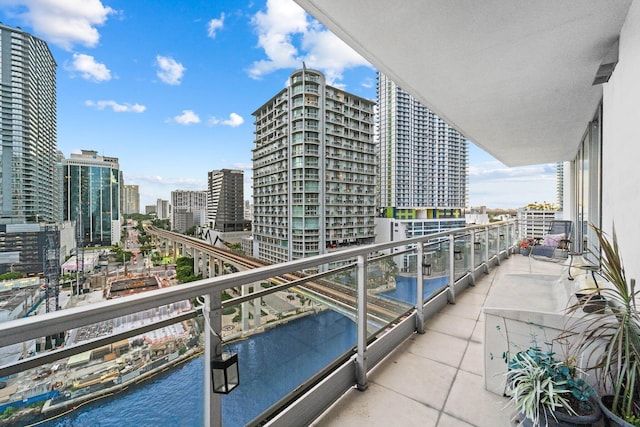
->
[{"left": 146, "top": 227, "right": 407, "bottom": 323}]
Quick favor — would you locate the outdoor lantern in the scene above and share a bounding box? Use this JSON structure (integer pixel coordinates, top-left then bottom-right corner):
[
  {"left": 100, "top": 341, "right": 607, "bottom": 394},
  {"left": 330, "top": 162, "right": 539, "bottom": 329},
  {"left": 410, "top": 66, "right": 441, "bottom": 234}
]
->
[{"left": 211, "top": 352, "right": 239, "bottom": 394}]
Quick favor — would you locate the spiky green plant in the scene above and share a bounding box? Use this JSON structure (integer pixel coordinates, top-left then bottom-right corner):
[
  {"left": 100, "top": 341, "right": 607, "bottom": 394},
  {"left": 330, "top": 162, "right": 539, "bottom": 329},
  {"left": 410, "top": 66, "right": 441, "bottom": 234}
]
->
[
  {"left": 565, "top": 225, "right": 640, "bottom": 424},
  {"left": 507, "top": 346, "right": 594, "bottom": 426}
]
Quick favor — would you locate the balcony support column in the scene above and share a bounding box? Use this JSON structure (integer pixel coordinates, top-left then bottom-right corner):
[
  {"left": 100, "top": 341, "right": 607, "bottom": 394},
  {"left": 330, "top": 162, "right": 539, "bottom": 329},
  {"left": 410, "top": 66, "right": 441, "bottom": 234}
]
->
[
  {"left": 416, "top": 244, "right": 425, "bottom": 334},
  {"left": 355, "top": 254, "right": 368, "bottom": 391},
  {"left": 208, "top": 255, "right": 215, "bottom": 278},
  {"left": 484, "top": 227, "right": 490, "bottom": 273},
  {"left": 204, "top": 291, "right": 222, "bottom": 427},
  {"left": 192, "top": 248, "right": 199, "bottom": 277},
  {"left": 448, "top": 234, "right": 456, "bottom": 304},
  {"left": 469, "top": 230, "right": 476, "bottom": 285}
]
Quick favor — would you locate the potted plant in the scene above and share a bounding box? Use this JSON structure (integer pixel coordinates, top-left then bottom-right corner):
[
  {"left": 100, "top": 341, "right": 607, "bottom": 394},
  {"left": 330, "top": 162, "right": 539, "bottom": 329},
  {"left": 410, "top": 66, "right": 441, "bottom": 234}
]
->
[
  {"left": 506, "top": 344, "right": 601, "bottom": 426},
  {"left": 565, "top": 225, "right": 640, "bottom": 426}
]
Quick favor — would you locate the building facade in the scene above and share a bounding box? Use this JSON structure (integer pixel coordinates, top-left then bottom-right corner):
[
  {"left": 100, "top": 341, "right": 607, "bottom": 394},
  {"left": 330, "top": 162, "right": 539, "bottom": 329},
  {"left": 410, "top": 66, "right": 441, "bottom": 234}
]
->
[
  {"left": 252, "top": 68, "right": 376, "bottom": 263},
  {"left": 207, "top": 169, "right": 249, "bottom": 232},
  {"left": 0, "top": 24, "right": 58, "bottom": 223},
  {"left": 62, "top": 150, "right": 121, "bottom": 246},
  {"left": 156, "top": 199, "right": 170, "bottom": 220},
  {"left": 122, "top": 185, "right": 140, "bottom": 215},
  {"left": 170, "top": 190, "right": 207, "bottom": 233},
  {"left": 376, "top": 73, "right": 469, "bottom": 240}
]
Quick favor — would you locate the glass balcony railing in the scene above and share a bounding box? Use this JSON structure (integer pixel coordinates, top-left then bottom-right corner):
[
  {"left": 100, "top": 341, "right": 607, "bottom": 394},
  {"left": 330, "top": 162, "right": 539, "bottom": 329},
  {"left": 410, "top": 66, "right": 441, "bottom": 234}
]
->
[{"left": 0, "top": 220, "right": 518, "bottom": 426}]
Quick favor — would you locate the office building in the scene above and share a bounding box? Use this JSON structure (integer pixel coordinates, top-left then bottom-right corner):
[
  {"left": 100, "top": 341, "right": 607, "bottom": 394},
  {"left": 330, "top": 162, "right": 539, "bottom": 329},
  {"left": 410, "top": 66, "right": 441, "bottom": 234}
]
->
[
  {"left": 207, "top": 169, "right": 249, "bottom": 232},
  {"left": 145, "top": 205, "right": 157, "bottom": 216},
  {"left": 123, "top": 185, "right": 140, "bottom": 215},
  {"left": 170, "top": 190, "right": 207, "bottom": 233},
  {"left": 376, "top": 73, "right": 468, "bottom": 247},
  {"left": 252, "top": 68, "right": 376, "bottom": 263},
  {"left": 62, "top": 150, "right": 121, "bottom": 246},
  {"left": 0, "top": 24, "right": 58, "bottom": 223}
]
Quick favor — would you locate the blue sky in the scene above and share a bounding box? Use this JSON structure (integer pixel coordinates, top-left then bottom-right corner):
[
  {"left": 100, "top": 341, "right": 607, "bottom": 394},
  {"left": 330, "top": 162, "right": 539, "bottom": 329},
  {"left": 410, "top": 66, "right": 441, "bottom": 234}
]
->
[{"left": 0, "top": 0, "right": 557, "bottom": 209}]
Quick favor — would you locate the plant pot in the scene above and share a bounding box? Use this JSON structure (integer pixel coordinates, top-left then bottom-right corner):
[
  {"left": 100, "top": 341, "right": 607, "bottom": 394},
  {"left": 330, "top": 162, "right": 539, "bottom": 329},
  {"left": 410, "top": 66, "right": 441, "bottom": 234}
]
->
[
  {"left": 575, "top": 292, "right": 607, "bottom": 314},
  {"left": 518, "top": 399, "right": 602, "bottom": 427},
  {"left": 599, "top": 395, "right": 635, "bottom": 427}
]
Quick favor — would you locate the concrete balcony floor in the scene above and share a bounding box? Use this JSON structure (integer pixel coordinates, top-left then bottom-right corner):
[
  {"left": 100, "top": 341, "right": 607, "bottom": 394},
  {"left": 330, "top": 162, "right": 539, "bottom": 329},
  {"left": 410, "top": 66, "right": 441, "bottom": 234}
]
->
[{"left": 311, "top": 253, "right": 575, "bottom": 427}]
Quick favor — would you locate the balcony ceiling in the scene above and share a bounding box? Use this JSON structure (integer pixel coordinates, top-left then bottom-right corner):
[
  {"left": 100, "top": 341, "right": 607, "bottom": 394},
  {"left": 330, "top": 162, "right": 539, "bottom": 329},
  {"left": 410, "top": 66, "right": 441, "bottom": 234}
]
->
[{"left": 294, "top": 0, "right": 632, "bottom": 166}]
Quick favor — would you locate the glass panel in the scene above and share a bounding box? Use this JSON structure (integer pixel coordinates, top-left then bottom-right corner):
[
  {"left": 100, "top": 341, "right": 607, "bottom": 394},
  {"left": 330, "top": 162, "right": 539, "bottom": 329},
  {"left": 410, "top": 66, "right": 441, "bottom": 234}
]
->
[
  {"left": 474, "top": 231, "right": 486, "bottom": 267},
  {"left": 454, "top": 234, "right": 471, "bottom": 280}
]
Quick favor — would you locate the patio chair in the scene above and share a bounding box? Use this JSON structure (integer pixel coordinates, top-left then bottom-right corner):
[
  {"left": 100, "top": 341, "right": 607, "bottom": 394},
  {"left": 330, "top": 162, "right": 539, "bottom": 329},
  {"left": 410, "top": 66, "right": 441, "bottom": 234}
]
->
[{"left": 530, "top": 220, "right": 572, "bottom": 261}]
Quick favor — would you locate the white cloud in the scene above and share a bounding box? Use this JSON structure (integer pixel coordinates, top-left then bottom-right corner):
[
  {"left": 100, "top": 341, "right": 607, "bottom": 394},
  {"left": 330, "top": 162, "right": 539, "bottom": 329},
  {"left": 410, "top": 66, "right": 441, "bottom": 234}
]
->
[
  {"left": 209, "top": 113, "right": 244, "bottom": 127},
  {"left": 85, "top": 100, "right": 146, "bottom": 113},
  {"left": 155, "top": 55, "right": 186, "bottom": 85},
  {"left": 248, "top": 0, "right": 371, "bottom": 84},
  {"left": 125, "top": 173, "right": 207, "bottom": 208},
  {"left": 2, "top": 0, "right": 115, "bottom": 50},
  {"left": 361, "top": 77, "right": 374, "bottom": 89},
  {"left": 468, "top": 162, "right": 557, "bottom": 208},
  {"left": 207, "top": 13, "right": 225, "bottom": 38},
  {"left": 170, "top": 110, "right": 200, "bottom": 125},
  {"left": 70, "top": 53, "right": 111, "bottom": 81}
]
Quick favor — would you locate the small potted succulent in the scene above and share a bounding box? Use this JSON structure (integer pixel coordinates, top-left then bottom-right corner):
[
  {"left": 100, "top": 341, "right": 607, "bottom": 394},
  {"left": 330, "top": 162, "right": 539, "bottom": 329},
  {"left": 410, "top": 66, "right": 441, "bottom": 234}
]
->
[{"left": 507, "top": 344, "right": 601, "bottom": 426}]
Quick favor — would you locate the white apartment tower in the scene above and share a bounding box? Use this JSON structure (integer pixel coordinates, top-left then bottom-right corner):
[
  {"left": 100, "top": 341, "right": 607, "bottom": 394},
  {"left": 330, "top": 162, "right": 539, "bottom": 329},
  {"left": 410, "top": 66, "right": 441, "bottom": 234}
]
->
[
  {"left": 252, "top": 68, "right": 376, "bottom": 263},
  {"left": 170, "top": 190, "right": 207, "bottom": 233},
  {"left": 377, "top": 72, "right": 468, "bottom": 240}
]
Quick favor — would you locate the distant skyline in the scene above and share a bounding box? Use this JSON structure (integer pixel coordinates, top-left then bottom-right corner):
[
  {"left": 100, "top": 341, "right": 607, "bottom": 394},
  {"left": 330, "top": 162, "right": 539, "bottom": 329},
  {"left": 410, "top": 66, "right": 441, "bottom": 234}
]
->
[{"left": 0, "top": 0, "right": 557, "bottom": 210}]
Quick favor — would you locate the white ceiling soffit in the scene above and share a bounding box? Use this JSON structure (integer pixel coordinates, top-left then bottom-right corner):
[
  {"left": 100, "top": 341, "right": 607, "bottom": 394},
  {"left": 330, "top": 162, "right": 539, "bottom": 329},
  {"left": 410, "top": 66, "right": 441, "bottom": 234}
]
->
[{"left": 294, "top": 0, "right": 632, "bottom": 166}]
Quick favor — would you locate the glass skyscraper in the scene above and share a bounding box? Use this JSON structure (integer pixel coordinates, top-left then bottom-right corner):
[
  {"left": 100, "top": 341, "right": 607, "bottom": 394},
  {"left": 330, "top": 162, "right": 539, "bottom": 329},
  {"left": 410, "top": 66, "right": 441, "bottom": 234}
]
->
[
  {"left": 62, "top": 150, "right": 121, "bottom": 246},
  {"left": 0, "top": 23, "right": 58, "bottom": 223}
]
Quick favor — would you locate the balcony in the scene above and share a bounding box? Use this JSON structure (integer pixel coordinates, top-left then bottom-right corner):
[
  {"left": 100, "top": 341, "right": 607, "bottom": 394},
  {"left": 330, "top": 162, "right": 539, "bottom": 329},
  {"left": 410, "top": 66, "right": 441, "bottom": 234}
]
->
[{"left": 0, "top": 221, "right": 586, "bottom": 426}]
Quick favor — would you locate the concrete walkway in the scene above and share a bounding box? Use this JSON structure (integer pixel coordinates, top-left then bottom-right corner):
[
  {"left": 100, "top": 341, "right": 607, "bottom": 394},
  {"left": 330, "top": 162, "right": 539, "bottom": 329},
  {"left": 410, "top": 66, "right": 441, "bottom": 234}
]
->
[{"left": 311, "top": 254, "right": 573, "bottom": 427}]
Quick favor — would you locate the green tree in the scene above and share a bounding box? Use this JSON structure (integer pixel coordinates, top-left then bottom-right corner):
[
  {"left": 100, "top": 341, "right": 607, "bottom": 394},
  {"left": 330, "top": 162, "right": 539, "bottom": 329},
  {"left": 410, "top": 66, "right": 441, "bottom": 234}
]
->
[
  {"left": 228, "top": 242, "right": 244, "bottom": 254},
  {"left": 185, "top": 226, "right": 197, "bottom": 236},
  {"left": 111, "top": 247, "right": 133, "bottom": 262},
  {"left": 176, "top": 256, "right": 194, "bottom": 269},
  {"left": 0, "top": 271, "right": 24, "bottom": 281}
]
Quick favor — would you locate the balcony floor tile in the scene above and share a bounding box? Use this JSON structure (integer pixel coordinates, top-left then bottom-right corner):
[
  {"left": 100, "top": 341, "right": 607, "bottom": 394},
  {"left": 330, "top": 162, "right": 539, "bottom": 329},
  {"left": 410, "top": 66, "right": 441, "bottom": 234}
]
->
[{"left": 312, "top": 253, "right": 574, "bottom": 427}]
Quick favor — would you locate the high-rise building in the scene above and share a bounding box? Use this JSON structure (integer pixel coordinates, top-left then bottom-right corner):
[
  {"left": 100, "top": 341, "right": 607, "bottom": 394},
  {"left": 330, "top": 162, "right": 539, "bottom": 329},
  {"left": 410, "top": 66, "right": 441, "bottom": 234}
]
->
[
  {"left": 156, "top": 199, "right": 170, "bottom": 220},
  {"left": 376, "top": 73, "right": 468, "bottom": 248},
  {"left": 207, "top": 169, "right": 249, "bottom": 232},
  {"left": 252, "top": 68, "right": 376, "bottom": 263},
  {"left": 123, "top": 185, "right": 140, "bottom": 215},
  {"left": 556, "top": 162, "right": 564, "bottom": 212},
  {"left": 170, "top": 190, "right": 207, "bottom": 233},
  {"left": 62, "top": 150, "right": 121, "bottom": 246},
  {"left": 0, "top": 24, "right": 58, "bottom": 223}
]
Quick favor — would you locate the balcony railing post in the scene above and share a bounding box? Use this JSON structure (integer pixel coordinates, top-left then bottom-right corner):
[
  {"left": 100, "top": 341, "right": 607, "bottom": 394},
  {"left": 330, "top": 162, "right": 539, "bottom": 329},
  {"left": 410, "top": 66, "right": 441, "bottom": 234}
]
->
[
  {"left": 485, "top": 227, "right": 490, "bottom": 271},
  {"left": 204, "top": 292, "right": 223, "bottom": 427},
  {"left": 448, "top": 234, "right": 456, "bottom": 304},
  {"left": 355, "top": 254, "right": 368, "bottom": 390},
  {"left": 416, "top": 244, "right": 425, "bottom": 334},
  {"left": 469, "top": 230, "right": 476, "bottom": 285}
]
